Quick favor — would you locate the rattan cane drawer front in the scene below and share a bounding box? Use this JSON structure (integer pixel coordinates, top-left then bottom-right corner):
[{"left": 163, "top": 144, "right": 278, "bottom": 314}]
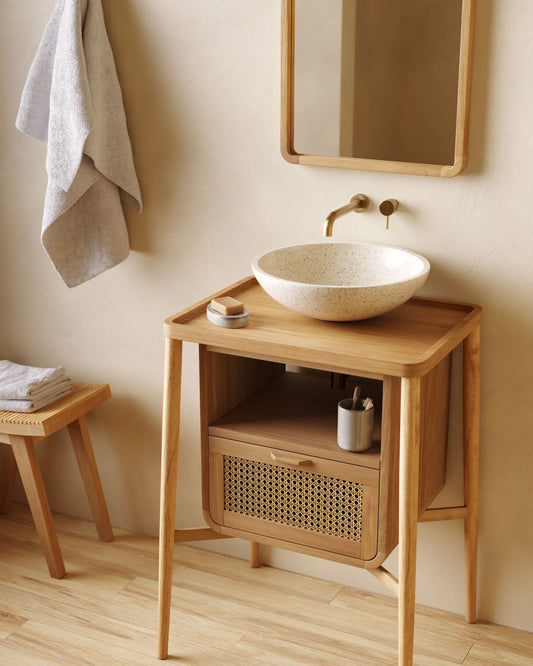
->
[{"left": 208, "top": 436, "right": 379, "bottom": 561}]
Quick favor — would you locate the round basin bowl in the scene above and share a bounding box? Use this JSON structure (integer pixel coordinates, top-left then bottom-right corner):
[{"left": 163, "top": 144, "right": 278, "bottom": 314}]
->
[{"left": 251, "top": 242, "right": 430, "bottom": 321}]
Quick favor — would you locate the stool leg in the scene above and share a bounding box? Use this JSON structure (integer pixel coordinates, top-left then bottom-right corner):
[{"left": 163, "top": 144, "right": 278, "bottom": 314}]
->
[
  {"left": 9, "top": 435, "right": 66, "bottom": 579},
  {"left": 68, "top": 416, "right": 113, "bottom": 542},
  {"left": 0, "top": 443, "right": 18, "bottom": 514}
]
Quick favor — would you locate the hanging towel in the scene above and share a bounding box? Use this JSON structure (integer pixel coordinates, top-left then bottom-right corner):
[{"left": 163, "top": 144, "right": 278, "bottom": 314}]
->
[
  {"left": 16, "top": 0, "right": 142, "bottom": 287},
  {"left": 0, "top": 360, "right": 69, "bottom": 399}
]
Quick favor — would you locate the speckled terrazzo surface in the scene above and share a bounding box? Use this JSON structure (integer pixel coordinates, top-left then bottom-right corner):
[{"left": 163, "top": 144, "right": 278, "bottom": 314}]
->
[{"left": 251, "top": 242, "right": 430, "bottom": 321}]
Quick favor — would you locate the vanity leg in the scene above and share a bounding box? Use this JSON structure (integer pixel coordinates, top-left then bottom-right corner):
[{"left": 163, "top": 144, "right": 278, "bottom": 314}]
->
[
  {"left": 158, "top": 337, "right": 183, "bottom": 660},
  {"left": 250, "top": 541, "right": 260, "bottom": 568},
  {"left": 398, "top": 377, "right": 421, "bottom": 666},
  {"left": 463, "top": 325, "right": 480, "bottom": 624}
]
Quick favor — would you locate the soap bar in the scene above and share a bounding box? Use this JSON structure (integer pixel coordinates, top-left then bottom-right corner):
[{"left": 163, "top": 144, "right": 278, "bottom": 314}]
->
[
  {"left": 210, "top": 297, "right": 244, "bottom": 316},
  {"left": 206, "top": 305, "right": 249, "bottom": 328}
]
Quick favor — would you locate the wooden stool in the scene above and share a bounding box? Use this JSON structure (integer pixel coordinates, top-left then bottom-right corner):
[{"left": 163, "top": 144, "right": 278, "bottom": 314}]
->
[{"left": 0, "top": 383, "right": 113, "bottom": 578}]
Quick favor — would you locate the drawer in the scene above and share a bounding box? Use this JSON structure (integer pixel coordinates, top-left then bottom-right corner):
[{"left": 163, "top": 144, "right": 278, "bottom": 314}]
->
[{"left": 208, "top": 436, "right": 379, "bottom": 561}]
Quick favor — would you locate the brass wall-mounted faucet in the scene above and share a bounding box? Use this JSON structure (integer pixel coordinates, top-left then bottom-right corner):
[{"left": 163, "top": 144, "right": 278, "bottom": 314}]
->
[{"left": 323, "top": 194, "right": 369, "bottom": 237}]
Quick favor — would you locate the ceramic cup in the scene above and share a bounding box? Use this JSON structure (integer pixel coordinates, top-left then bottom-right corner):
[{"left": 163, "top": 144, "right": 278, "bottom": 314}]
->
[{"left": 337, "top": 398, "right": 374, "bottom": 452}]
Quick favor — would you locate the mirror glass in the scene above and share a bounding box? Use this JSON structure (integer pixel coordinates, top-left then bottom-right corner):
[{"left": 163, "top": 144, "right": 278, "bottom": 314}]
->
[{"left": 282, "top": 0, "right": 475, "bottom": 177}]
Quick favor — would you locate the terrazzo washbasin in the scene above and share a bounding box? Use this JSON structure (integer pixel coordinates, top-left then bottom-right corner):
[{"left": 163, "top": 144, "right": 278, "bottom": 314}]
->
[{"left": 251, "top": 242, "right": 430, "bottom": 321}]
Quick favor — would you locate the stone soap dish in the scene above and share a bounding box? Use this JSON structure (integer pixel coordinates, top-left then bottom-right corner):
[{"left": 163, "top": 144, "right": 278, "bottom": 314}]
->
[{"left": 206, "top": 304, "right": 249, "bottom": 328}]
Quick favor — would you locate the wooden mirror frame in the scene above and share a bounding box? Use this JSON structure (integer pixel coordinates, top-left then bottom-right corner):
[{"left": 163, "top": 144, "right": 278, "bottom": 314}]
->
[{"left": 281, "top": 0, "right": 476, "bottom": 177}]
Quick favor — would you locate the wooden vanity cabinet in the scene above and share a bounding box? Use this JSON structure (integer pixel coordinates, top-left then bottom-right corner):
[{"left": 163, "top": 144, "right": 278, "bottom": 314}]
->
[
  {"left": 157, "top": 276, "right": 482, "bottom": 665},
  {"left": 199, "top": 350, "right": 451, "bottom": 569}
]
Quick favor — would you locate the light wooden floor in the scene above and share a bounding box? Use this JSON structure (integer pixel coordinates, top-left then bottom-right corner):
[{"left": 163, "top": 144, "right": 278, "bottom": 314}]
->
[{"left": 0, "top": 503, "right": 532, "bottom": 665}]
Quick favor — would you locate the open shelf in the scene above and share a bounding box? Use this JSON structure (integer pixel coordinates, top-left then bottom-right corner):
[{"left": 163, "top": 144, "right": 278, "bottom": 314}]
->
[{"left": 209, "top": 369, "right": 382, "bottom": 469}]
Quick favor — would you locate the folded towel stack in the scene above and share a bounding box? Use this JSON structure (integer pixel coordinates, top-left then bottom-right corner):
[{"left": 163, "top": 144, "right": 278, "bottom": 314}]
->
[{"left": 0, "top": 360, "right": 73, "bottom": 413}]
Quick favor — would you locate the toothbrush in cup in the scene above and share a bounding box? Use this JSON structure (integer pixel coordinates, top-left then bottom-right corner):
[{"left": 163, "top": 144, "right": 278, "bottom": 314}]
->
[{"left": 351, "top": 385, "right": 362, "bottom": 410}]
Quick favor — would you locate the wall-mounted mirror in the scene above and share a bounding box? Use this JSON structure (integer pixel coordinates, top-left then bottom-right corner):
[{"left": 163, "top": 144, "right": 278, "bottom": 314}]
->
[{"left": 281, "top": 0, "right": 476, "bottom": 177}]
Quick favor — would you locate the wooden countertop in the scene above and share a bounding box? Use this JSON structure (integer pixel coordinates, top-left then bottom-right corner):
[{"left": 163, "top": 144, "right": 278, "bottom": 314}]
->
[{"left": 165, "top": 277, "right": 482, "bottom": 378}]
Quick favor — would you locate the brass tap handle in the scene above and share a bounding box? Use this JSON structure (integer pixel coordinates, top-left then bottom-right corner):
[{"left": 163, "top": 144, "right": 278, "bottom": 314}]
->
[{"left": 379, "top": 199, "right": 399, "bottom": 229}]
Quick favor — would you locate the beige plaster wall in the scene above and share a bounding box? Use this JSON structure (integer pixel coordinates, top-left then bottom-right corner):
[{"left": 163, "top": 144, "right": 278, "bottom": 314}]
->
[{"left": 1, "top": 0, "right": 532, "bottom": 634}]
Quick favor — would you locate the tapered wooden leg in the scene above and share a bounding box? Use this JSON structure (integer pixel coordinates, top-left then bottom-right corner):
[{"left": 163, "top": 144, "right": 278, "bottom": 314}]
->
[
  {"left": 0, "top": 442, "right": 18, "bottom": 514},
  {"left": 68, "top": 415, "right": 113, "bottom": 542},
  {"left": 463, "top": 326, "right": 480, "bottom": 624},
  {"left": 9, "top": 435, "right": 66, "bottom": 579},
  {"left": 398, "top": 377, "right": 421, "bottom": 666},
  {"left": 250, "top": 541, "right": 260, "bottom": 568},
  {"left": 158, "top": 337, "right": 183, "bottom": 660}
]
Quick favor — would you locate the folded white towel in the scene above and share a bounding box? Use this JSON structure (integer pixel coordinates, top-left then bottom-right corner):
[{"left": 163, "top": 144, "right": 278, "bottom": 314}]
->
[
  {"left": 26, "top": 376, "right": 73, "bottom": 401},
  {"left": 0, "top": 360, "right": 67, "bottom": 399},
  {"left": 0, "top": 386, "right": 73, "bottom": 413},
  {"left": 16, "top": 0, "right": 142, "bottom": 287}
]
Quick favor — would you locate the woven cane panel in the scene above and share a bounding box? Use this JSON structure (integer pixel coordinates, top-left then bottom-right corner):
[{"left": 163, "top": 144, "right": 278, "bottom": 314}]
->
[{"left": 223, "top": 455, "right": 363, "bottom": 541}]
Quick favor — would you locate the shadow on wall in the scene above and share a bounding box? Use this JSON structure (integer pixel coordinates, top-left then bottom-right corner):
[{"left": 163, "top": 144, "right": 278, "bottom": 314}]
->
[
  {"left": 417, "top": 245, "right": 533, "bottom": 625},
  {"left": 475, "top": 289, "right": 533, "bottom": 622},
  {"left": 96, "top": 393, "right": 163, "bottom": 530},
  {"left": 101, "top": 1, "right": 193, "bottom": 255}
]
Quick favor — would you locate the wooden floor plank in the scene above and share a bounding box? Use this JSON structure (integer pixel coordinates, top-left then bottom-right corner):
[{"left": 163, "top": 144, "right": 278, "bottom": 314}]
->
[
  {"left": 0, "top": 607, "right": 27, "bottom": 641},
  {"left": 2, "top": 619, "right": 259, "bottom": 666},
  {"left": 334, "top": 587, "right": 533, "bottom": 659},
  {"left": 172, "top": 543, "right": 343, "bottom": 604},
  {"left": 233, "top": 630, "right": 370, "bottom": 666},
  {"left": 0, "top": 540, "right": 135, "bottom": 596},
  {"left": 464, "top": 643, "right": 533, "bottom": 665},
  {"left": 121, "top": 573, "right": 467, "bottom": 664},
  {"left": 1, "top": 502, "right": 532, "bottom": 665}
]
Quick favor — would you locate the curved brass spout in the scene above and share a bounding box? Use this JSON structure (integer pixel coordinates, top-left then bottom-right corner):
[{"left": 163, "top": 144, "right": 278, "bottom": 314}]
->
[{"left": 323, "top": 194, "right": 369, "bottom": 236}]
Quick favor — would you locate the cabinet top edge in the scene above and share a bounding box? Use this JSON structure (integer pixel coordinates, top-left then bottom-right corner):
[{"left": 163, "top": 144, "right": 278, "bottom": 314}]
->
[{"left": 164, "top": 277, "right": 482, "bottom": 378}]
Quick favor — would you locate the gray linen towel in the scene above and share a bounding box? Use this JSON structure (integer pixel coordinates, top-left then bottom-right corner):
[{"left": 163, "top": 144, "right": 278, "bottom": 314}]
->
[
  {"left": 0, "top": 387, "right": 73, "bottom": 413},
  {"left": 0, "top": 360, "right": 68, "bottom": 399},
  {"left": 16, "top": 0, "right": 142, "bottom": 287}
]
